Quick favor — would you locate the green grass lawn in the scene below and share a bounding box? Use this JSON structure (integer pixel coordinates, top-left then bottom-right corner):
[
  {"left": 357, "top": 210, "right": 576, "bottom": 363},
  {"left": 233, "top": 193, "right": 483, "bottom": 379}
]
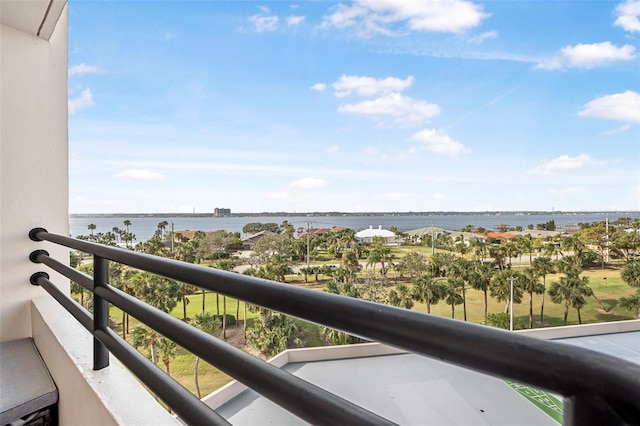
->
[
  {"left": 403, "top": 266, "right": 636, "bottom": 327},
  {"left": 102, "top": 262, "right": 637, "bottom": 406}
]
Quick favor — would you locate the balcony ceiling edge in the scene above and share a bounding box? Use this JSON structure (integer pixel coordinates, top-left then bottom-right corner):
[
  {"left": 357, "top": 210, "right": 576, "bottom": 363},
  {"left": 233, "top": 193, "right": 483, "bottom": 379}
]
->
[{"left": 0, "top": 0, "right": 67, "bottom": 40}]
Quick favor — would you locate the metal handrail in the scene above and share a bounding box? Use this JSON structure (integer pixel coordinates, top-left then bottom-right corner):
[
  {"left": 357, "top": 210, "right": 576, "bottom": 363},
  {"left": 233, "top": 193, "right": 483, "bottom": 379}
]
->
[{"left": 29, "top": 228, "right": 640, "bottom": 425}]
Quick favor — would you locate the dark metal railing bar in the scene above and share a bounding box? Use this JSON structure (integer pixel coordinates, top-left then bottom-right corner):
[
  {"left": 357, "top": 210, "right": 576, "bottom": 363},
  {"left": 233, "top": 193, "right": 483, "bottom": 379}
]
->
[
  {"left": 31, "top": 250, "right": 94, "bottom": 292},
  {"left": 30, "top": 229, "right": 640, "bottom": 423},
  {"left": 93, "top": 256, "right": 110, "bottom": 370},
  {"left": 29, "top": 273, "right": 230, "bottom": 426},
  {"left": 30, "top": 273, "right": 93, "bottom": 331},
  {"left": 95, "top": 283, "right": 396, "bottom": 426},
  {"left": 563, "top": 394, "right": 629, "bottom": 426},
  {"left": 29, "top": 249, "right": 394, "bottom": 425},
  {"left": 94, "top": 327, "right": 231, "bottom": 426}
]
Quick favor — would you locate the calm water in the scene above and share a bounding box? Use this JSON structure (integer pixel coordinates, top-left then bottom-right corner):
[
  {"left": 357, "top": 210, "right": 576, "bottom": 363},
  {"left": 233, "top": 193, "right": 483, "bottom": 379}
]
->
[{"left": 69, "top": 212, "right": 639, "bottom": 242}]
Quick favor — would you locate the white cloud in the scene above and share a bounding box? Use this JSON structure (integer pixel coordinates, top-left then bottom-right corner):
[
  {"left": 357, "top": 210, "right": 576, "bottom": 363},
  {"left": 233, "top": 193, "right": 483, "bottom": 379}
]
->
[
  {"left": 69, "top": 63, "right": 101, "bottom": 76},
  {"left": 326, "top": 145, "right": 340, "bottom": 154},
  {"left": 529, "top": 154, "right": 595, "bottom": 175},
  {"left": 115, "top": 169, "right": 166, "bottom": 181},
  {"left": 468, "top": 30, "right": 498, "bottom": 44},
  {"left": 289, "top": 177, "right": 328, "bottom": 190},
  {"left": 601, "top": 124, "right": 633, "bottom": 135},
  {"left": 249, "top": 8, "right": 279, "bottom": 32},
  {"left": 287, "top": 15, "right": 305, "bottom": 26},
  {"left": 323, "top": 0, "right": 488, "bottom": 35},
  {"left": 338, "top": 93, "right": 441, "bottom": 126},
  {"left": 68, "top": 88, "right": 94, "bottom": 114},
  {"left": 561, "top": 42, "right": 635, "bottom": 68},
  {"left": 578, "top": 90, "right": 640, "bottom": 123},
  {"left": 615, "top": 0, "right": 640, "bottom": 32},
  {"left": 410, "top": 129, "right": 471, "bottom": 156},
  {"left": 536, "top": 41, "right": 636, "bottom": 70},
  {"left": 311, "top": 83, "right": 327, "bottom": 92},
  {"left": 536, "top": 42, "right": 636, "bottom": 70},
  {"left": 163, "top": 32, "right": 176, "bottom": 41},
  {"left": 333, "top": 75, "right": 414, "bottom": 98}
]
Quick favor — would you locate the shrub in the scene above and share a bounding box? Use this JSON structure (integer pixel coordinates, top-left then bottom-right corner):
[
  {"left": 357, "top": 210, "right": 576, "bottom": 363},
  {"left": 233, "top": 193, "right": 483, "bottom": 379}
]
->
[
  {"left": 214, "top": 314, "right": 236, "bottom": 326},
  {"left": 485, "top": 312, "right": 523, "bottom": 330}
]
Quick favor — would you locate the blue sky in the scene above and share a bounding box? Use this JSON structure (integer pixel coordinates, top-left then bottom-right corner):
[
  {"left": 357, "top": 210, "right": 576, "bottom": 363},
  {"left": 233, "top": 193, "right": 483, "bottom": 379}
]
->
[{"left": 68, "top": 0, "right": 640, "bottom": 214}]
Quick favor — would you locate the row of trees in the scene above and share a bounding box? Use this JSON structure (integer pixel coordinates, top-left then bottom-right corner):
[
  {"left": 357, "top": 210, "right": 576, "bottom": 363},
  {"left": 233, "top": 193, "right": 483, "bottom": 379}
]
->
[
  {"left": 81, "top": 218, "right": 639, "bottom": 281},
  {"left": 322, "top": 249, "right": 602, "bottom": 338},
  {"left": 73, "top": 218, "right": 640, "bottom": 362}
]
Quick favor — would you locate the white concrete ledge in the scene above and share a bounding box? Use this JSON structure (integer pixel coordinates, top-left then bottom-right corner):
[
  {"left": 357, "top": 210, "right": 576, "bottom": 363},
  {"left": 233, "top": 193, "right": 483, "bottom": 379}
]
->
[
  {"left": 203, "top": 321, "right": 640, "bottom": 412},
  {"left": 515, "top": 319, "right": 640, "bottom": 339},
  {"left": 203, "top": 342, "right": 406, "bottom": 409},
  {"left": 31, "top": 296, "right": 178, "bottom": 425}
]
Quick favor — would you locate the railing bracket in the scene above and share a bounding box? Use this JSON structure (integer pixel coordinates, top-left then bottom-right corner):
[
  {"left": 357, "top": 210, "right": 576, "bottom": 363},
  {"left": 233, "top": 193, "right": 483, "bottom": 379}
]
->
[
  {"left": 29, "top": 227, "right": 48, "bottom": 242},
  {"left": 30, "top": 272, "right": 49, "bottom": 286},
  {"left": 29, "top": 250, "right": 49, "bottom": 264}
]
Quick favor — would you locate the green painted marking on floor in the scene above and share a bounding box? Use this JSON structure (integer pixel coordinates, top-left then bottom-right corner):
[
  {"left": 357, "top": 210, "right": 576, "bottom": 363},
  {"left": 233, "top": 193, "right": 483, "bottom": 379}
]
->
[{"left": 504, "top": 380, "right": 563, "bottom": 424}]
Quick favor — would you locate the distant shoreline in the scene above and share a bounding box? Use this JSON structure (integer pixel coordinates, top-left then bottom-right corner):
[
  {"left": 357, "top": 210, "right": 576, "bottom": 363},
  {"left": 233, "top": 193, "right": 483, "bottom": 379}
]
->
[{"left": 70, "top": 211, "right": 638, "bottom": 218}]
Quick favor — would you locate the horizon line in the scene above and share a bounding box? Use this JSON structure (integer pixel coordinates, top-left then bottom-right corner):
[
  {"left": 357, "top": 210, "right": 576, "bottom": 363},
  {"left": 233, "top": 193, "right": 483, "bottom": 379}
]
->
[{"left": 69, "top": 210, "right": 640, "bottom": 216}]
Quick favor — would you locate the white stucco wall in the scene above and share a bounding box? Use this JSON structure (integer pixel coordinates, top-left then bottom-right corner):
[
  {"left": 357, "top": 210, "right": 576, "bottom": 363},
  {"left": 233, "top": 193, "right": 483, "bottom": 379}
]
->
[{"left": 0, "top": 6, "right": 69, "bottom": 341}]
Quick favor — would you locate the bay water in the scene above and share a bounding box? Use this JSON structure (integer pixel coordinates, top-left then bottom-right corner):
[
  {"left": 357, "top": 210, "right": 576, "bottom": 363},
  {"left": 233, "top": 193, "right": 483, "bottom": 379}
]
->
[{"left": 69, "top": 212, "right": 639, "bottom": 242}]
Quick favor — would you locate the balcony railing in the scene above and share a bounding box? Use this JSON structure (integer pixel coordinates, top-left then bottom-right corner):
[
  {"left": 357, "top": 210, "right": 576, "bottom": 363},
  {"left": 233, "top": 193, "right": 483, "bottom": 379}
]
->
[{"left": 29, "top": 228, "right": 640, "bottom": 425}]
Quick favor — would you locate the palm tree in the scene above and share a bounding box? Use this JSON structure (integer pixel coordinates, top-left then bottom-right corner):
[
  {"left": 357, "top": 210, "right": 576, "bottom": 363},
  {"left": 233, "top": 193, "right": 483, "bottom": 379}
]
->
[
  {"left": 123, "top": 219, "right": 131, "bottom": 234},
  {"left": 412, "top": 275, "right": 446, "bottom": 314},
  {"left": 544, "top": 241, "right": 562, "bottom": 261},
  {"left": 488, "top": 245, "right": 507, "bottom": 271},
  {"left": 517, "top": 235, "right": 534, "bottom": 265},
  {"left": 621, "top": 260, "right": 640, "bottom": 288},
  {"left": 157, "top": 220, "right": 169, "bottom": 239},
  {"left": 131, "top": 271, "right": 181, "bottom": 314},
  {"left": 503, "top": 240, "right": 520, "bottom": 269},
  {"left": 491, "top": 270, "right": 523, "bottom": 314},
  {"left": 191, "top": 312, "right": 220, "bottom": 398},
  {"left": 111, "top": 227, "right": 121, "bottom": 244},
  {"left": 70, "top": 280, "right": 85, "bottom": 308},
  {"left": 132, "top": 325, "right": 158, "bottom": 365},
  {"left": 109, "top": 264, "right": 136, "bottom": 337},
  {"left": 444, "top": 277, "right": 464, "bottom": 319},
  {"left": 520, "top": 267, "right": 545, "bottom": 328},
  {"left": 213, "top": 259, "right": 235, "bottom": 339},
  {"left": 557, "top": 255, "right": 582, "bottom": 278},
  {"left": 469, "top": 238, "right": 487, "bottom": 262},
  {"left": 619, "top": 291, "right": 640, "bottom": 318},
  {"left": 389, "top": 284, "right": 414, "bottom": 309},
  {"left": 340, "top": 249, "right": 362, "bottom": 283},
  {"left": 366, "top": 245, "right": 392, "bottom": 276},
  {"left": 157, "top": 336, "right": 177, "bottom": 376},
  {"left": 87, "top": 223, "right": 96, "bottom": 239},
  {"left": 562, "top": 234, "right": 587, "bottom": 265},
  {"left": 448, "top": 258, "right": 471, "bottom": 321},
  {"left": 572, "top": 276, "right": 593, "bottom": 325},
  {"left": 532, "top": 256, "right": 555, "bottom": 323},
  {"left": 178, "top": 282, "right": 198, "bottom": 321},
  {"left": 469, "top": 262, "right": 494, "bottom": 322},
  {"left": 548, "top": 275, "right": 592, "bottom": 325}
]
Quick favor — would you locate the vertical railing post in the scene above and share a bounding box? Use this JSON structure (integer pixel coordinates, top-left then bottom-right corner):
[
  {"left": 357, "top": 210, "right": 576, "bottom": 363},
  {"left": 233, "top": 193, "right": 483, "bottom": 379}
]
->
[
  {"left": 563, "top": 395, "right": 626, "bottom": 426},
  {"left": 93, "top": 255, "right": 110, "bottom": 370}
]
